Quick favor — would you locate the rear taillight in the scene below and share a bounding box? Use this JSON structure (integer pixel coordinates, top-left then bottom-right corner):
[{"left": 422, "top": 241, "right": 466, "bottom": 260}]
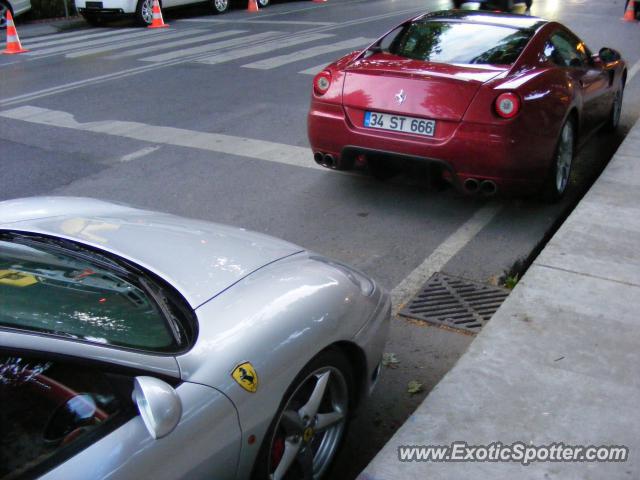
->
[
  {"left": 495, "top": 92, "right": 520, "bottom": 119},
  {"left": 313, "top": 71, "right": 332, "bottom": 95}
]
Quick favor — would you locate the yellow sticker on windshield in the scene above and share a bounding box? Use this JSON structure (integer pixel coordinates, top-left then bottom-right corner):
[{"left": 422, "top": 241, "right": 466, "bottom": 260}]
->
[
  {"left": 231, "top": 362, "right": 258, "bottom": 393},
  {"left": 0, "top": 270, "right": 39, "bottom": 287}
]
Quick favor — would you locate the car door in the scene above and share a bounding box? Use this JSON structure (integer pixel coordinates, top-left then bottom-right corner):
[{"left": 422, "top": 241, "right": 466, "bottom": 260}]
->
[
  {"left": 0, "top": 348, "right": 241, "bottom": 480},
  {"left": 545, "top": 30, "right": 610, "bottom": 135}
]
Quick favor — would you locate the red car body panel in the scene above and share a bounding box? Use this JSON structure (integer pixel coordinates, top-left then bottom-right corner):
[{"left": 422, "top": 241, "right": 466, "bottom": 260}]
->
[{"left": 307, "top": 12, "right": 626, "bottom": 194}]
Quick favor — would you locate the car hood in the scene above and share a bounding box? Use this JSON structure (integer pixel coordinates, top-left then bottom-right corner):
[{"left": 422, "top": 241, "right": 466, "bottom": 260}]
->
[{"left": 0, "top": 197, "right": 304, "bottom": 309}]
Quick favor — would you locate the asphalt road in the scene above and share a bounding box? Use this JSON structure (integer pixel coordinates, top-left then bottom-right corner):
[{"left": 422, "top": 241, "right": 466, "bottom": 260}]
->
[{"left": 2, "top": 0, "right": 640, "bottom": 478}]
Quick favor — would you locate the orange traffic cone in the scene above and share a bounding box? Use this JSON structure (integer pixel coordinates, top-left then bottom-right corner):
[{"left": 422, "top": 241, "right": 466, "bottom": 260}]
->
[
  {"left": 247, "top": 0, "right": 259, "bottom": 12},
  {"left": 2, "top": 11, "right": 29, "bottom": 55},
  {"left": 623, "top": 0, "right": 637, "bottom": 21},
  {"left": 148, "top": 0, "right": 169, "bottom": 28}
]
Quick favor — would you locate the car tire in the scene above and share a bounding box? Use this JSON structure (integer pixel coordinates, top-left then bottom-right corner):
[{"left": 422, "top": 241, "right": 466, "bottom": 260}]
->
[
  {"left": 135, "top": 0, "right": 154, "bottom": 26},
  {"left": 604, "top": 84, "right": 624, "bottom": 132},
  {"left": 211, "top": 0, "right": 230, "bottom": 15},
  {"left": 0, "top": 1, "right": 13, "bottom": 29},
  {"left": 543, "top": 117, "right": 575, "bottom": 203},
  {"left": 257, "top": 0, "right": 270, "bottom": 7},
  {"left": 81, "top": 13, "right": 103, "bottom": 26},
  {"left": 252, "top": 349, "right": 354, "bottom": 480}
]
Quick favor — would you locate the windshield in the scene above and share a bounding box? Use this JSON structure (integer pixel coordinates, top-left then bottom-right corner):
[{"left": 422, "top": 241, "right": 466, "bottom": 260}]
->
[
  {"left": 0, "top": 233, "right": 192, "bottom": 353},
  {"left": 385, "top": 20, "right": 534, "bottom": 65}
]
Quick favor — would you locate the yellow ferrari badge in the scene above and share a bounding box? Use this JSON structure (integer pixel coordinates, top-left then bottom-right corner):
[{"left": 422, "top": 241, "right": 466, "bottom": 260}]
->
[
  {"left": 232, "top": 362, "right": 259, "bottom": 393},
  {"left": 0, "top": 270, "right": 39, "bottom": 288}
]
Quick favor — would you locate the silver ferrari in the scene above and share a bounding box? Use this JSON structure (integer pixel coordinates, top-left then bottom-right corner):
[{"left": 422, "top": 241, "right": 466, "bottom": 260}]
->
[{"left": 0, "top": 197, "right": 390, "bottom": 480}]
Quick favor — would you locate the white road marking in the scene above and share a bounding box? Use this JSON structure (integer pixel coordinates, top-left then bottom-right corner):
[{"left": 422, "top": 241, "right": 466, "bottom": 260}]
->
[
  {"left": 628, "top": 59, "right": 640, "bottom": 83},
  {"left": 242, "top": 37, "right": 373, "bottom": 70},
  {"left": 28, "top": 29, "right": 169, "bottom": 56},
  {"left": 66, "top": 29, "right": 209, "bottom": 58},
  {"left": 0, "top": 106, "right": 319, "bottom": 170},
  {"left": 24, "top": 28, "right": 139, "bottom": 49},
  {"left": 179, "top": 19, "right": 337, "bottom": 26},
  {"left": 196, "top": 32, "right": 334, "bottom": 65},
  {"left": 0, "top": 8, "right": 424, "bottom": 100},
  {"left": 390, "top": 204, "right": 503, "bottom": 312},
  {"left": 141, "top": 31, "right": 281, "bottom": 62},
  {"left": 21, "top": 27, "right": 103, "bottom": 44},
  {"left": 298, "top": 63, "right": 327, "bottom": 75},
  {"left": 119, "top": 145, "right": 161, "bottom": 162},
  {"left": 107, "top": 30, "right": 246, "bottom": 59}
]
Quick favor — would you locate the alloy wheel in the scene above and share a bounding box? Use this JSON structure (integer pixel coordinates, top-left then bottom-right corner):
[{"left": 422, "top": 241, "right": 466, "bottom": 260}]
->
[
  {"left": 268, "top": 367, "right": 349, "bottom": 480},
  {"left": 555, "top": 121, "right": 574, "bottom": 194},
  {"left": 141, "top": 0, "right": 153, "bottom": 24},
  {"left": 0, "top": 3, "right": 9, "bottom": 29},
  {"left": 213, "top": 0, "right": 229, "bottom": 13},
  {"left": 258, "top": 0, "right": 270, "bottom": 7}
]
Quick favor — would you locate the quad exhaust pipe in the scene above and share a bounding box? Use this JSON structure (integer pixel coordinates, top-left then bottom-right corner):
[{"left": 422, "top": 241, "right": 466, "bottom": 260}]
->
[
  {"left": 463, "top": 178, "right": 497, "bottom": 196},
  {"left": 313, "top": 152, "right": 336, "bottom": 169}
]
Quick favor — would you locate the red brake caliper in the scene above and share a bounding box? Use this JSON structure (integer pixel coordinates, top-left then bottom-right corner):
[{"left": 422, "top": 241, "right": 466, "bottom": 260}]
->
[{"left": 271, "top": 436, "right": 285, "bottom": 468}]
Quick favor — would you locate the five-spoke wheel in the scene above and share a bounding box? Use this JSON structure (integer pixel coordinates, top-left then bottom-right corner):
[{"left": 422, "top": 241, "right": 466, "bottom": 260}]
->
[{"left": 254, "top": 350, "right": 353, "bottom": 480}]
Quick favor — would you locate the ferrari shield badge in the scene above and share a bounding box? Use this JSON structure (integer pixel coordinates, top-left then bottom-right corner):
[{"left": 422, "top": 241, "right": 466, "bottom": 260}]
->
[
  {"left": 0, "top": 270, "right": 38, "bottom": 288},
  {"left": 232, "top": 362, "right": 259, "bottom": 393}
]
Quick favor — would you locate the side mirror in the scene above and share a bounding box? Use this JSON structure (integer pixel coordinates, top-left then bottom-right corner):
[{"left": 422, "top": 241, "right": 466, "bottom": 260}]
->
[
  {"left": 132, "top": 376, "right": 182, "bottom": 439},
  {"left": 599, "top": 47, "right": 621, "bottom": 64}
]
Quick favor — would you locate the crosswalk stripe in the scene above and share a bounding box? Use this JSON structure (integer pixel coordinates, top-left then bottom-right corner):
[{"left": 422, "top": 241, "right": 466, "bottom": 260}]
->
[
  {"left": 107, "top": 30, "right": 246, "bottom": 60},
  {"left": 196, "top": 32, "right": 334, "bottom": 65},
  {"left": 298, "top": 63, "right": 328, "bottom": 75},
  {"left": 140, "top": 31, "right": 282, "bottom": 63},
  {"left": 21, "top": 27, "right": 103, "bottom": 44},
  {"left": 179, "top": 19, "right": 337, "bottom": 26},
  {"left": 25, "top": 28, "right": 139, "bottom": 49},
  {"left": 29, "top": 29, "right": 170, "bottom": 56},
  {"left": 66, "top": 29, "right": 209, "bottom": 58},
  {"left": 242, "top": 37, "right": 373, "bottom": 70},
  {"left": 0, "top": 106, "right": 319, "bottom": 171}
]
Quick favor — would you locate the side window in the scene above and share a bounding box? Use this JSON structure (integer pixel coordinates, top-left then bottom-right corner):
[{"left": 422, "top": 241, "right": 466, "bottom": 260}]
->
[
  {"left": 0, "top": 353, "right": 135, "bottom": 480},
  {"left": 545, "top": 31, "right": 591, "bottom": 68}
]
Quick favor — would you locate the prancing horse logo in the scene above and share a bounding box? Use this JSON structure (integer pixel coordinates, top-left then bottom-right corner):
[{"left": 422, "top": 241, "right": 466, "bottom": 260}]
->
[
  {"left": 395, "top": 89, "right": 406, "bottom": 105},
  {"left": 231, "top": 362, "right": 259, "bottom": 393}
]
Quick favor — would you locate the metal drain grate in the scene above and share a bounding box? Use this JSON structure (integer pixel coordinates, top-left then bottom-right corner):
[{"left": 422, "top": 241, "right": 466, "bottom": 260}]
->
[{"left": 399, "top": 273, "right": 510, "bottom": 333}]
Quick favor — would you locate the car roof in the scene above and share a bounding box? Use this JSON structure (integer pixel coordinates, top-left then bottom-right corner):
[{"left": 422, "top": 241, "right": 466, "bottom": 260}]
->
[{"left": 418, "top": 10, "right": 547, "bottom": 30}]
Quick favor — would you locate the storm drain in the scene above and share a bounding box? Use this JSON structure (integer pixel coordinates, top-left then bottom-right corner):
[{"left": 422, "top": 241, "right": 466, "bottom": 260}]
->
[{"left": 399, "top": 273, "right": 510, "bottom": 334}]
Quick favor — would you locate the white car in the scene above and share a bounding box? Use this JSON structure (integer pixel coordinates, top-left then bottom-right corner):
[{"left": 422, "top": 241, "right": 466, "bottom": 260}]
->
[
  {"left": 75, "top": 0, "right": 270, "bottom": 26},
  {"left": 0, "top": 0, "right": 31, "bottom": 28}
]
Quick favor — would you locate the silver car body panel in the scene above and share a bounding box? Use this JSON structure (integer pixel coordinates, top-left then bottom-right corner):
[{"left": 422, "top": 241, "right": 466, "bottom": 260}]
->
[
  {"left": 0, "top": 197, "right": 391, "bottom": 479},
  {"left": 41, "top": 382, "right": 242, "bottom": 480},
  {"left": 179, "top": 253, "right": 391, "bottom": 479},
  {"left": 0, "top": 196, "right": 303, "bottom": 309},
  {"left": 0, "top": 329, "right": 181, "bottom": 377}
]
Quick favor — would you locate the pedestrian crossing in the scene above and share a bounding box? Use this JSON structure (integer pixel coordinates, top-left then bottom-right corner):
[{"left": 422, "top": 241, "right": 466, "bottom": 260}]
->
[{"left": 15, "top": 23, "right": 374, "bottom": 75}]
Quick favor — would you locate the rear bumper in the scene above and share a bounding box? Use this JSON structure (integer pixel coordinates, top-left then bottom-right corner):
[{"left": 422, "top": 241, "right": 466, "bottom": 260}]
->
[
  {"left": 308, "top": 100, "right": 553, "bottom": 194},
  {"left": 75, "top": 0, "right": 137, "bottom": 14}
]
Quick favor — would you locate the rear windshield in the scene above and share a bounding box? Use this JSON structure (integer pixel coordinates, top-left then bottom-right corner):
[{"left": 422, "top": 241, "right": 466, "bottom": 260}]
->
[
  {"left": 386, "top": 21, "right": 534, "bottom": 65},
  {"left": 0, "top": 233, "right": 193, "bottom": 353}
]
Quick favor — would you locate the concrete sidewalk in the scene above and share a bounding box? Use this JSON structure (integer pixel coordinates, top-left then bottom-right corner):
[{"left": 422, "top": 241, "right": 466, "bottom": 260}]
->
[
  {"left": 14, "top": 16, "right": 87, "bottom": 39},
  {"left": 359, "top": 122, "right": 640, "bottom": 479}
]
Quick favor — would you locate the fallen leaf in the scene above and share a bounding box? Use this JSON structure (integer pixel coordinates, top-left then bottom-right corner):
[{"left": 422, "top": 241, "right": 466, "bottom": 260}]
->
[
  {"left": 382, "top": 352, "right": 400, "bottom": 368},
  {"left": 407, "top": 380, "right": 423, "bottom": 395}
]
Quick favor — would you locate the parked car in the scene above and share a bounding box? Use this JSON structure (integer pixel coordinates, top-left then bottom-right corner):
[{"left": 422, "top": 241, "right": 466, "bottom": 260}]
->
[
  {"left": 0, "top": 0, "right": 31, "bottom": 28},
  {"left": 307, "top": 10, "right": 626, "bottom": 200},
  {"left": 0, "top": 196, "right": 390, "bottom": 480},
  {"left": 452, "top": 0, "right": 532, "bottom": 12},
  {"left": 74, "top": 0, "right": 270, "bottom": 26}
]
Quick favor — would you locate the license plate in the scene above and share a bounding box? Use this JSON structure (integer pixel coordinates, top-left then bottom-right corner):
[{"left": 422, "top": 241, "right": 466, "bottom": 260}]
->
[
  {"left": 363, "top": 111, "right": 436, "bottom": 137},
  {"left": 86, "top": 2, "right": 103, "bottom": 8}
]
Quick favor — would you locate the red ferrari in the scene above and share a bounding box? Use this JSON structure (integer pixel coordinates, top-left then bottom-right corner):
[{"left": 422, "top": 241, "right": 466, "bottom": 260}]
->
[{"left": 307, "top": 11, "right": 626, "bottom": 199}]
